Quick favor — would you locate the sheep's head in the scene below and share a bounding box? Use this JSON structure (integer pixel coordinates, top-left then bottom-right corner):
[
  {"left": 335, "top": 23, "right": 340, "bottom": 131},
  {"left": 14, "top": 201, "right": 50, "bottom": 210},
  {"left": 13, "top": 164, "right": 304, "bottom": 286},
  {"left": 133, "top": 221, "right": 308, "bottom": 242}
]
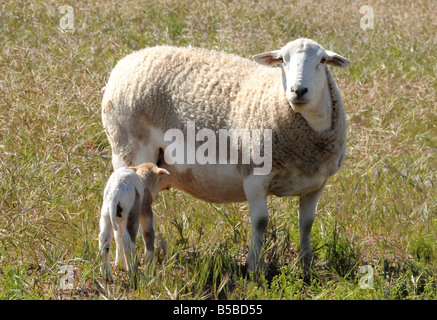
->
[
  {"left": 253, "top": 38, "right": 349, "bottom": 113},
  {"left": 130, "top": 163, "right": 170, "bottom": 201}
]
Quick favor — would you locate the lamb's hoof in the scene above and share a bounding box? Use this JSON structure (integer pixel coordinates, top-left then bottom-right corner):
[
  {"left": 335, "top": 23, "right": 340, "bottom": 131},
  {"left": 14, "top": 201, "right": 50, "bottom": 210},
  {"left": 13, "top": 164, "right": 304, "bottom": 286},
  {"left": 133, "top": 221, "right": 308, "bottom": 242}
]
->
[
  {"left": 155, "top": 233, "right": 167, "bottom": 258},
  {"left": 100, "top": 265, "right": 114, "bottom": 283}
]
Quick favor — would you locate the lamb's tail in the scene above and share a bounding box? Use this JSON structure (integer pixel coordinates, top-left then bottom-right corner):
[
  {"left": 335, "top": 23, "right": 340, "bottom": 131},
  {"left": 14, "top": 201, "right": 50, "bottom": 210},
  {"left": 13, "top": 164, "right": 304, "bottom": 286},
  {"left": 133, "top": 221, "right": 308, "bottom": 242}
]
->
[{"left": 109, "top": 198, "right": 122, "bottom": 232}]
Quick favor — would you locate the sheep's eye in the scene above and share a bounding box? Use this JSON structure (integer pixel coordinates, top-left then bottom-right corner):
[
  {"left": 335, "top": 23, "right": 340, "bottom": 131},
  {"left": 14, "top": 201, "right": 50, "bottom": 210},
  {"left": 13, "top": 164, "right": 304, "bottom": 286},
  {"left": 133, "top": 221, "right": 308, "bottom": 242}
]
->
[
  {"left": 278, "top": 56, "right": 284, "bottom": 62},
  {"left": 320, "top": 57, "right": 327, "bottom": 64}
]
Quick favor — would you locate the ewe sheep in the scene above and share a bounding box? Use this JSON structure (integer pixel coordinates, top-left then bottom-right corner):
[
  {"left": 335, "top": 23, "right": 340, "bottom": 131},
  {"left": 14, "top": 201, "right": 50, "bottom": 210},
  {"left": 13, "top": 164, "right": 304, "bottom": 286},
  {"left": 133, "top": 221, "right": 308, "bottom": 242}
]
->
[
  {"left": 99, "top": 163, "right": 170, "bottom": 279},
  {"left": 102, "top": 38, "right": 350, "bottom": 273}
]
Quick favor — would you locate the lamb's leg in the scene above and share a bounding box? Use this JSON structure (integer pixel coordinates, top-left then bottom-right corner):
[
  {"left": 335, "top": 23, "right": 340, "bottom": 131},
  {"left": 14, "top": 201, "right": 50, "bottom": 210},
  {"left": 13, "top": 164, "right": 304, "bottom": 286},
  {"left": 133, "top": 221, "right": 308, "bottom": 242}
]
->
[
  {"left": 98, "top": 211, "right": 113, "bottom": 281},
  {"left": 298, "top": 182, "right": 326, "bottom": 266},
  {"left": 153, "top": 216, "right": 167, "bottom": 257},
  {"left": 139, "top": 205, "right": 155, "bottom": 262},
  {"left": 114, "top": 229, "right": 127, "bottom": 271},
  {"left": 122, "top": 228, "right": 138, "bottom": 275},
  {"left": 134, "top": 145, "right": 168, "bottom": 257},
  {"left": 124, "top": 190, "right": 141, "bottom": 275},
  {"left": 243, "top": 175, "right": 269, "bottom": 274}
]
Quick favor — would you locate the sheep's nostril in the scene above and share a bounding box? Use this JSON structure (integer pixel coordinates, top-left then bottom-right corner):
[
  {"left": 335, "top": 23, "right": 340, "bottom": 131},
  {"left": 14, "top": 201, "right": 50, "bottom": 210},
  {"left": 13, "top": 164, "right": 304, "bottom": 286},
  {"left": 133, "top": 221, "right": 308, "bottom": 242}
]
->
[
  {"left": 291, "top": 87, "right": 308, "bottom": 99},
  {"left": 291, "top": 87, "right": 308, "bottom": 104}
]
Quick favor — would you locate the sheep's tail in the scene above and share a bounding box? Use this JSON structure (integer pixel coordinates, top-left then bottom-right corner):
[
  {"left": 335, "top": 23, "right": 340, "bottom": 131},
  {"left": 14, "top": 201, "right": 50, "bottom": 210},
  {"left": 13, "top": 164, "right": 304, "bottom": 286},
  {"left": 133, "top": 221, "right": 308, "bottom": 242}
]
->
[{"left": 109, "top": 198, "right": 121, "bottom": 232}]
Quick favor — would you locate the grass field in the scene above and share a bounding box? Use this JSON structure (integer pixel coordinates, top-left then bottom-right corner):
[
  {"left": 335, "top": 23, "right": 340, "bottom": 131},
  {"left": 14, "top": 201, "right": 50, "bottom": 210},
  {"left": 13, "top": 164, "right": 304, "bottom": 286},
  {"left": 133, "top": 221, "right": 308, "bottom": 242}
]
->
[{"left": 0, "top": 0, "right": 436, "bottom": 300}]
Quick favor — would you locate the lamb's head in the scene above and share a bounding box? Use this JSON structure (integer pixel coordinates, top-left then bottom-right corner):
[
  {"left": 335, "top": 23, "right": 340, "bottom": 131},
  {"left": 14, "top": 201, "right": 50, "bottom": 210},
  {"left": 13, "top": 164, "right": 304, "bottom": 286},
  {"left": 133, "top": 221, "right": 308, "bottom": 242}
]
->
[
  {"left": 129, "top": 163, "right": 170, "bottom": 201},
  {"left": 253, "top": 38, "right": 349, "bottom": 113}
]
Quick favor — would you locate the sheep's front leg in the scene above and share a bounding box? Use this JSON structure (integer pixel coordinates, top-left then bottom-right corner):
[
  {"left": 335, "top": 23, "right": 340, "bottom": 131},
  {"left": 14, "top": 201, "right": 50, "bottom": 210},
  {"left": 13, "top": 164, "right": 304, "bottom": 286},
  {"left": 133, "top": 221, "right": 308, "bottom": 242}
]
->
[
  {"left": 243, "top": 176, "right": 269, "bottom": 274},
  {"left": 298, "top": 182, "right": 326, "bottom": 266}
]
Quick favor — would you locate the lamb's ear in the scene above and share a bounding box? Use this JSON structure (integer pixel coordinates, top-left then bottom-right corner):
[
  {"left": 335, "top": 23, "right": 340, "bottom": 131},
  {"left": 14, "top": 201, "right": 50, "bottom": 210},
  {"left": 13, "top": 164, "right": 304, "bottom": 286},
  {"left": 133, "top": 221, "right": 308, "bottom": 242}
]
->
[
  {"left": 156, "top": 168, "right": 170, "bottom": 176},
  {"left": 253, "top": 50, "right": 282, "bottom": 66},
  {"left": 324, "top": 50, "right": 350, "bottom": 68}
]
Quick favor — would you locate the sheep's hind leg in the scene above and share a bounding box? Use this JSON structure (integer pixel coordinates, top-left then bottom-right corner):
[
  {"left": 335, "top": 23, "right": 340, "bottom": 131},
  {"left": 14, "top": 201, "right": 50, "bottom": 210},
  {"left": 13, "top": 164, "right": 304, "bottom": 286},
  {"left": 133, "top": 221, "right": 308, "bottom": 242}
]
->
[{"left": 111, "top": 152, "right": 127, "bottom": 170}]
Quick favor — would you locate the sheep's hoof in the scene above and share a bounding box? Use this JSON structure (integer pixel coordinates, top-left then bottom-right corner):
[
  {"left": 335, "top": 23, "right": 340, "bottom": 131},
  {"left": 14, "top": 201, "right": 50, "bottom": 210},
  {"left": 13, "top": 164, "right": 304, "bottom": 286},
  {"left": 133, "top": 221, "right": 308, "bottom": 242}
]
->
[{"left": 245, "top": 260, "right": 268, "bottom": 277}]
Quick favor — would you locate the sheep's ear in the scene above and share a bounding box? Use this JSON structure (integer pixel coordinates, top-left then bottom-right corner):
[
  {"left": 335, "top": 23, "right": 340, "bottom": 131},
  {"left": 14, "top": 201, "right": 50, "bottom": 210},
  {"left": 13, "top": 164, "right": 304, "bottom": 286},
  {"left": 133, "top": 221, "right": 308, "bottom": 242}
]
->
[
  {"left": 253, "top": 50, "right": 282, "bottom": 66},
  {"left": 156, "top": 168, "right": 170, "bottom": 176},
  {"left": 324, "top": 50, "right": 350, "bottom": 68}
]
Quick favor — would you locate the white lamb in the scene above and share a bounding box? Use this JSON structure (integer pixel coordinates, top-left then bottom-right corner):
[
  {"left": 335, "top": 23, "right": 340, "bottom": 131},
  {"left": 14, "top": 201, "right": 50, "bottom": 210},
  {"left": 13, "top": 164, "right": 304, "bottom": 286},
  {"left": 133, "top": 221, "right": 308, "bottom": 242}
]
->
[
  {"left": 99, "top": 163, "right": 170, "bottom": 279},
  {"left": 101, "top": 38, "right": 350, "bottom": 273}
]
